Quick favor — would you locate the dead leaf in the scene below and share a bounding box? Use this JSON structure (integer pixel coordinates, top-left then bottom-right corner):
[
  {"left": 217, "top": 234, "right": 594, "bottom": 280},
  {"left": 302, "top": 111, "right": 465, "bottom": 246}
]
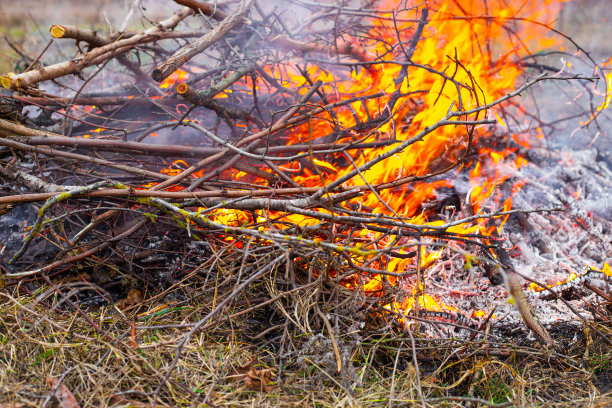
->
[
  {"left": 0, "top": 403, "right": 27, "bottom": 408},
  {"left": 46, "top": 377, "right": 81, "bottom": 408},
  {"left": 233, "top": 360, "right": 277, "bottom": 392},
  {"left": 119, "top": 288, "right": 143, "bottom": 310}
]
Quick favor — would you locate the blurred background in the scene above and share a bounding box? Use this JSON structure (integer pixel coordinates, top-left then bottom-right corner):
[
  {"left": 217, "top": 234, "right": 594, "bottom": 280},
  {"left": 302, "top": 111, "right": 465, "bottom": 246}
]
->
[{"left": 0, "top": 0, "right": 610, "bottom": 72}]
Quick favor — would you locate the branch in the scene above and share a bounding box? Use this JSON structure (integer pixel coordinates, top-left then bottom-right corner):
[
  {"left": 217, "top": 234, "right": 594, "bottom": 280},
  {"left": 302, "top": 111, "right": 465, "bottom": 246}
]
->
[
  {"left": 1, "top": 7, "right": 193, "bottom": 90},
  {"left": 152, "top": 0, "right": 253, "bottom": 82}
]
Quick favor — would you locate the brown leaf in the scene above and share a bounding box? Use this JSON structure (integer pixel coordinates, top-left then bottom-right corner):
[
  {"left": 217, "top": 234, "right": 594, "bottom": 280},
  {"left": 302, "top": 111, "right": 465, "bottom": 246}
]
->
[
  {"left": 233, "top": 359, "right": 277, "bottom": 392},
  {"left": 46, "top": 377, "right": 81, "bottom": 408},
  {"left": 0, "top": 403, "right": 27, "bottom": 408},
  {"left": 119, "top": 288, "right": 143, "bottom": 310}
]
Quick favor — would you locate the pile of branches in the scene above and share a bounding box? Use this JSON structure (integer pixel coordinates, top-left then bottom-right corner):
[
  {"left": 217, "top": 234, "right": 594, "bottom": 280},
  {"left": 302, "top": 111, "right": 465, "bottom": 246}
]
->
[{"left": 0, "top": 1, "right": 609, "bottom": 397}]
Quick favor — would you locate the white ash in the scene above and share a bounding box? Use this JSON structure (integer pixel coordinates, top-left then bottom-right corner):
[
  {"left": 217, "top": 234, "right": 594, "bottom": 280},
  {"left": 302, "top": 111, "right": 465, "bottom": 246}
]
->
[{"left": 419, "top": 145, "right": 612, "bottom": 341}]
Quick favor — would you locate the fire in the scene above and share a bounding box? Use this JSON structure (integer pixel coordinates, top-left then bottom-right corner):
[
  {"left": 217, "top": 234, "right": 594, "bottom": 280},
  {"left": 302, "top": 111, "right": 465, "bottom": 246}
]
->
[
  {"left": 529, "top": 273, "right": 578, "bottom": 293},
  {"left": 281, "top": 0, "right": 564, "bottom": 220},
  {"left": 281, "top": 1, "right": 564, "bottom": 313},
  {"left": 151, "top": 1, "right": 600, "bottom": 322},
  {"left": 582, "top": 57, "right": 612, "bottom": 126},
  {"left": 160, "top": 68, "right": 189, "bottom": 89}
]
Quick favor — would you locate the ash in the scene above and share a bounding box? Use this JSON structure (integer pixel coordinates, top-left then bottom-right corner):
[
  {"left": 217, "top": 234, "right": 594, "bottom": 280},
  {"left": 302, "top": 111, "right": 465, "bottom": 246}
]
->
[
  {"left": 428, "top": 136, "right": 612, "bottom": 342},
  {"left": 511, "top": 148, "right": 611, "bottom": 319}
]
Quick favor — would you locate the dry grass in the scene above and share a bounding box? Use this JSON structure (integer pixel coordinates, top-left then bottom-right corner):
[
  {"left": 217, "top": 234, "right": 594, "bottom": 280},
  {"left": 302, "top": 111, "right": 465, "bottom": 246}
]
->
[{"left": 1, "top": 274, "right": 612, "bottom": 407}]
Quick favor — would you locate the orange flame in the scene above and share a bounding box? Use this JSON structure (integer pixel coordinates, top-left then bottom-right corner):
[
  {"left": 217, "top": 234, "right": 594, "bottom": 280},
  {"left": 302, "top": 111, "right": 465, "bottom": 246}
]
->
[{"left": 160, "top": 68, "right": 190, "bottom": 89}]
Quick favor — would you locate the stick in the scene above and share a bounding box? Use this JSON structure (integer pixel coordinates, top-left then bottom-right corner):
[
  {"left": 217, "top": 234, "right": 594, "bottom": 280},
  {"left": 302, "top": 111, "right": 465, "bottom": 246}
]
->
[
  {"left": 152, "top": 0, "right": 253, "bottom": 82},
  {"left": 0, "top": 137, "right": 172, "bottom": 181}
]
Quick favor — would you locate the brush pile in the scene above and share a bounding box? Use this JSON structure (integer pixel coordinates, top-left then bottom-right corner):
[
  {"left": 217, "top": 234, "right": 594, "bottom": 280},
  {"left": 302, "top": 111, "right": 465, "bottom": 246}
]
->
[{"left": 1, "top": 0, "right": 611, "bottom": 406}]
